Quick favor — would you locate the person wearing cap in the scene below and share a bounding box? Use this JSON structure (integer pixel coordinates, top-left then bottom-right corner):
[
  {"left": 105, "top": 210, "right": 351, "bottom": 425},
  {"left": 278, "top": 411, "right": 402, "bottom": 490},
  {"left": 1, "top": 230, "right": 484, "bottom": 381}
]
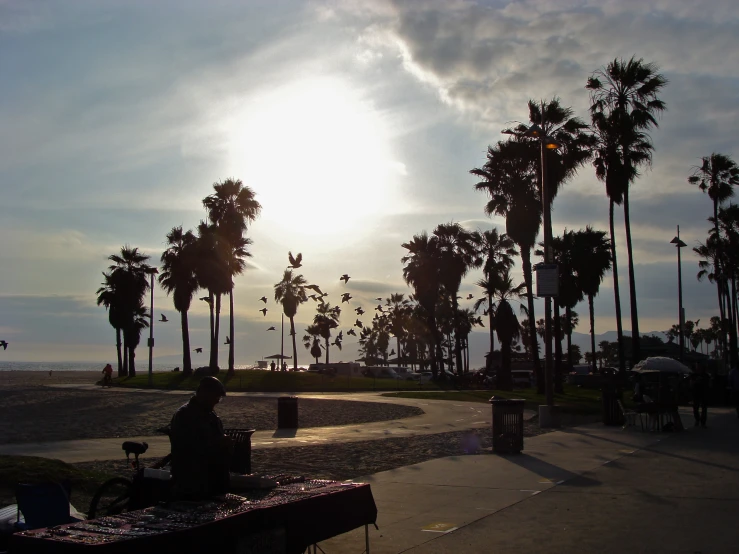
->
[{"left": 169, "top": 376, "right": 232, "bottom": 499}]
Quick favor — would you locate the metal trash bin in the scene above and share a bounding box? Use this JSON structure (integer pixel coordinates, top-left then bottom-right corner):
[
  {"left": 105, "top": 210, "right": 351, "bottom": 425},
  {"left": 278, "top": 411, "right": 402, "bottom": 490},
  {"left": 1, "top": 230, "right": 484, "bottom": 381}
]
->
[
  {"left": 224, "top": 428, "right": 255, "bottom": 474},
  {"left": 277, "top": 396, "right": 298, "bottom": 429},
  {"left": 489, "top": 397, "right": 525, "bottom": 454},
  {"left": 601, "top": 386, "right": 624, "bottom": 426}
]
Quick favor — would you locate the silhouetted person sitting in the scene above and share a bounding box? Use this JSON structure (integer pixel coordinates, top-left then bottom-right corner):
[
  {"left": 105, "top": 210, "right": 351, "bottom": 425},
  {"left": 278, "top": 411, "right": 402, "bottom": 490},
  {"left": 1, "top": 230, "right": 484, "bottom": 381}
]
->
[
  {"left": 691, "top": 364, "right": 710, "bottom": 428},
  {"left": 169, "top": 376, "right": 232, "bottom": 500}
]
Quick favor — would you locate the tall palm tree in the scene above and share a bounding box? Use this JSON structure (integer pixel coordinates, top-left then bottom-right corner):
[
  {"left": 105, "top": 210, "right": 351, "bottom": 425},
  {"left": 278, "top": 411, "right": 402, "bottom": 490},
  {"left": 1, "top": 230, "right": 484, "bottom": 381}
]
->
[
  {"left": 106, "top": 246, "right": 152, "bottom": 377},
  {"left": 434, "top": 223, "right": 482, "bottom": 374},
  {"left": 571, "top": 227, "right": 612, "bottom": 373},
  {"left": 312, "top": 302, "right": 341, "bottom": 364},
  {"left": 472, "top": 139, "right": 544, "bottom": 390},
  {"left": 159, "top": 227, "right": 199, "bottom": 376},
  {"left": 587, "top": 56, "right": 668, "bottom": 365},
  {"left": 493, "top": 269, "right": 526, "bottom": 391},
  {"left": 274, "top": 269, "right": 308, "bottom": 370},
  {"left": 477, "top": 229, "right": 517, "bottom": 364},
  {"left": 302, "top": 325, "right": 323, "bottom": 364},
  {"left": 203, "top": 178, "right": 262, "bottom": 373},
  {"left": 195, "top": 222, "right": 231, "bottom": 370},
  {"left": 402, "top": 232, "right": 443, "bottom": 378},
  {"left": 385, "top": 293, "right": 410, "bottom": 368},
  {"left": 96, "top": 271, "right": 126, "bottom": 376},
  {"left": 689, "top": 154, "right": 739, "bottom": 366},
  {"left": 223, "top": 235, "right": 252, "bottom": 375}
]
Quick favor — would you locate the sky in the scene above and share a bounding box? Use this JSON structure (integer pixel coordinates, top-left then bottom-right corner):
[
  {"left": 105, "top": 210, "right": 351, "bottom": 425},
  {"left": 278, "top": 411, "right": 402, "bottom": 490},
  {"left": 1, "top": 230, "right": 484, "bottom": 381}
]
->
[{"left": 1, "top": 0, "right": 738, "bottom": 367}]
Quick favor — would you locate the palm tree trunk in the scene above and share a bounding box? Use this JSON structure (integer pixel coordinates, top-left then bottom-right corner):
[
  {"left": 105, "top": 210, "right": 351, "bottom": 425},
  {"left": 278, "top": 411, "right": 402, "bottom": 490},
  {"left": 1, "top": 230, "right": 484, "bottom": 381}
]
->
[
  {"left": 488, "top": 293, "right": 495, "bottom": 366},
  {"left": 729, "top": 275, "right": 738, "bottom": 367},
  {"left": 122, "top": 333, "right": 129, "bottom": 377},
  {"left": 128, "top": 344, "right": 136, "bottom": 377},
  {"left": 453, "top": 298, "right": 464, "bottom": 376},
  {"left": 213, "top": 294, "right": 222, "bottom": 369},
  {"left": 521, "top": 248, "right": 543, "bottom": 392},
  {"left": 500, "top": 341, "right": 512, "bottom": 391},
  {"left": 208, "top": 291, "right": 215, "bottom": 369},
  {"left": 396, "top": 337, "right": 401, "bottom": 368},
  {"left": 115, "top": 328, "right": 123, "bottom": 377},
  {"left": 290, "top": 316, "right": 298, "bottom": 370},
  {"left": 609, "top": 198, "right": 626, "bottom": 375},
  {"left": 428, "top": 312, "right": 438, "bottom": 378},
  {"left": 623, "top": 188, "right": 640, "bottom": 365},
  {"left": 228, "top": 290, "right": 235, "bottom": 375},
  {"left": 181, "top": 310, "right": 192, "bottom": 376},
  {"left": 324, "top": 337, "right": 330, "bottom": 364},
  {"left": 553, "top": 303, "right": 564, "bottom": 394},
  {"left": 566, "top": 306, "right": 573, "bottom": 371},
  {"left": 589, "top": 294, "right": 596, "bottom": 373}
]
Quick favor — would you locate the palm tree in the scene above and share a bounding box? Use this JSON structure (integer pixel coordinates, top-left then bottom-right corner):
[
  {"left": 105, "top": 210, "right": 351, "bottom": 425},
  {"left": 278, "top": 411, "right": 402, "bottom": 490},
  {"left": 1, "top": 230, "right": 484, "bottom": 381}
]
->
[
  {"left": 402, "top": 232, "right": 443, "bottom": 378},
  {"left": 106, "top": 246, "right": 152, "bottom": 377},
  {"left": 312, "top": 302, "right": 341, "bottom": 364},
  {"left": 493, "top": 269, "right": 526, "bottom": 390},
  {"left": 385, "top": 293, "right": 410, "bottom": 368},
  {"left": 434, "top": 223, "right": 482, "bottom": 375},
  {"left": 587, "top": 56, "right": 668, "bottom": 365},
  {"left": 689, "top": 154, "right": 739, "bottom": 366},
  {"left": 476, "top": 229, "right": 517, "bottom": 365},
  {"left": 96, "top": 271, "right": 126, "bottom": 376},
  {"left": 302, "top": 325, "right": 323, "bottom": 364},
  {"left": 194, "top": 222, "right": 231, "bottom": 370},
  {"left": 274, "top": 269, "right": 308, "bottom": 370},
  {"left": 159, "top": 227, "right": 199, "bottom": 376},
  {"left": 203, "top": 178, "right": 262, "bottom": 373},
  {"left": 571, "top": 227, "right": 612, "bottom": 373},
  {"left": 472, "top": 139, "right": 544, "bottom": 390}
]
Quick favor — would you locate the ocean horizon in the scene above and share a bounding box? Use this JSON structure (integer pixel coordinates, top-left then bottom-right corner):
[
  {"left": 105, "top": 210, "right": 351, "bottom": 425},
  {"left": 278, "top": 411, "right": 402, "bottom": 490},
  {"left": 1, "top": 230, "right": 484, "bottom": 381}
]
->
[{"left": 0, "top": 361, "right": 255, "bottom": 372}]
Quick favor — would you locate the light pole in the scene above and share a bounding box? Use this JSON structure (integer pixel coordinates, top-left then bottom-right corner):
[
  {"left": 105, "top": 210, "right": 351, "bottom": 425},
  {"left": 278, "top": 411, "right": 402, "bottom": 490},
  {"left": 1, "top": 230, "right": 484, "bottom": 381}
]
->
[
  {"left": 503, "top": 103, "right": 561, "bottom": 427},
  {"left": 670, "top": 227, "right": 687, "bottom": 362},
  {"left": 146, "top": 267, "right": 159, "bottom": 387}
]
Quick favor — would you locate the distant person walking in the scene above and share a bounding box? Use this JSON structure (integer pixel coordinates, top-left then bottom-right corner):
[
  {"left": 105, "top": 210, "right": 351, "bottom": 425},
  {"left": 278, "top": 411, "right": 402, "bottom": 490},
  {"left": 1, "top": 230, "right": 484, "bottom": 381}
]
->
[
  {"left": 729, "top": 364, "right": 739, "bottom": 419},
  {"left": 270, "top": 361, "right": 276, "bottom": 372},
  {"left": 102, "top": 363, "right": 113, "bottom": 386},
  {"left": 691, "top": 364, "right": 710, "bottom": 428}
]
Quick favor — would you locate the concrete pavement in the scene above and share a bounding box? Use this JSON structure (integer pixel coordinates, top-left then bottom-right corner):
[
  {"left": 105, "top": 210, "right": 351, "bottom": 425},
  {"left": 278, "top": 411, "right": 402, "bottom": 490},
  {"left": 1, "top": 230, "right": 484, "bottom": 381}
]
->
[
  {"left": 0, "top": 386, "right": 509, "bottom": 463},
  {"left": 321, "top": 406, "right": 739, "bottom": 553}
]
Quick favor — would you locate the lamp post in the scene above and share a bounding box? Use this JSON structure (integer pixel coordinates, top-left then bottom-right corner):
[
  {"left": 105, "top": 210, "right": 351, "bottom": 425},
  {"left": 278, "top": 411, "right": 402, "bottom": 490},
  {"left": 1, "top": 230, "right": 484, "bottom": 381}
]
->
[
  {"left": 145, "top": 267, "right": 159, "bottom": 387},
  {"left": 670, "top": 227, "right": 687, "bottom": 362},
  {"left": 503, "top": 103, "right": 561, "bottom": 427}
]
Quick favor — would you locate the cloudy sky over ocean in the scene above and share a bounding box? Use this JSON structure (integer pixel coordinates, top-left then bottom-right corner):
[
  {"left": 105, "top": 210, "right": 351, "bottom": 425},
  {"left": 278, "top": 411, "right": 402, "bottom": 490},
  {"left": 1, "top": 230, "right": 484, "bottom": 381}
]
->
[{"left": 1, "top": 0, "right": 738, "bottom": 366}]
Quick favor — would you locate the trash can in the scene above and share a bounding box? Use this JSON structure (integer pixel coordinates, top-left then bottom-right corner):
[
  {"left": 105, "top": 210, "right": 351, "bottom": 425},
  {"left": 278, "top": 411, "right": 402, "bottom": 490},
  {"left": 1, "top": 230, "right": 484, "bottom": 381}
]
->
[
  {"left": 277, "top": 396, "right": 298, "bottom": 429},
  {"left": 601, "top": 386, "right": 624, "bottom": 426},
  {"left": 489, "top": 397, "right": 525, "bottom": 454},
  {"left": 224, "top": 428, "right": 256, "bottom": 474}
]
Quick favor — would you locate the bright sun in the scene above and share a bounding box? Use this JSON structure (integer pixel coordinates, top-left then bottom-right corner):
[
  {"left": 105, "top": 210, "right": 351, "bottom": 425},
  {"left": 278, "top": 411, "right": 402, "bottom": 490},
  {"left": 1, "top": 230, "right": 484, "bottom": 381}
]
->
[{"left": 223, "top": 77, "right": 405, "bottom": 241}]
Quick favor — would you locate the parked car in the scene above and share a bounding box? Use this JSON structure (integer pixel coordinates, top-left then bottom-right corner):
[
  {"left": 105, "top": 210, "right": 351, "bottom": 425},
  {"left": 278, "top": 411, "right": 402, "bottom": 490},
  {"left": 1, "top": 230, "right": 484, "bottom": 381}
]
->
[{"left": 408, "top": 371, "right": 433, "bottom": 384}]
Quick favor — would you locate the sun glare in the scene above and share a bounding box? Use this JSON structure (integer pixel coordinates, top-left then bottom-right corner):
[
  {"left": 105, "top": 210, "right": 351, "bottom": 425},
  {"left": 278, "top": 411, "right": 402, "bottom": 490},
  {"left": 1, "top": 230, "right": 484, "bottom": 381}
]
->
[{"left": 223, "top": 77, "right": 404, "bottom": 241}]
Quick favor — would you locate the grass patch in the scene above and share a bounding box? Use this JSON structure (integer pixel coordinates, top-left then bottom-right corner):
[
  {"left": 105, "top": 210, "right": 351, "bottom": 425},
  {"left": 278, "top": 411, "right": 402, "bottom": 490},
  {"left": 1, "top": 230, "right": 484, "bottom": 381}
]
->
[
  {"left": 113, "top": 370, "right": 445, "bottom": 393},
  {"left": 0, "top": 455, "right": 115, "bottom": 506},
  {"left": 382, "top": 386, "right": 603, "bottom": 415}
]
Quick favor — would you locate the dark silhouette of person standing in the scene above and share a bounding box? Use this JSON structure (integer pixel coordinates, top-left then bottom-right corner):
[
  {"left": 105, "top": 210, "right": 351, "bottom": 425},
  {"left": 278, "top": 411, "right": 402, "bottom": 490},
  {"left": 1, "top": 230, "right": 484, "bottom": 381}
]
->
[
  {"left": 691, "top": 364, "right": 709, "bottom": 428},
  {"left": 270, "top": 361, "right": 276, "bottom": 372}
]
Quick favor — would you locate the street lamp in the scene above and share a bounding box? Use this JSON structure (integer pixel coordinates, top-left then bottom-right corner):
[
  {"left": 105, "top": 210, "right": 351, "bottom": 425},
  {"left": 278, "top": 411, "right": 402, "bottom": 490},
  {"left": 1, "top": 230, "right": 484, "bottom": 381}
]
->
[
  {"left": 670, "top": 227, "right": 687, "bottom": 362},
  {"left": 145, "top": 267, "right": 159, "bottom": 386},
  {"left": 503, "top": 103, "right": 561, "bottom": 428}
]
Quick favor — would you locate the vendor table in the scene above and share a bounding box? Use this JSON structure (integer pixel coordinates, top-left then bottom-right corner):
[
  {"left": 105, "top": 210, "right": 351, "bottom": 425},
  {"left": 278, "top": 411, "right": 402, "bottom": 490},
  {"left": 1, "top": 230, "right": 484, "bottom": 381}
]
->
[{"left": 10, "top": 478, "right": 376, "bottom": 554}]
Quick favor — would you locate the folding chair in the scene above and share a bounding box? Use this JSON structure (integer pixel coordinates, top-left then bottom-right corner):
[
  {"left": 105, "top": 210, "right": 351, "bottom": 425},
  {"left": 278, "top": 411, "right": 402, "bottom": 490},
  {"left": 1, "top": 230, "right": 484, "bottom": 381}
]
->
[{"left": 618, "top": 400, "right": 643, "bottom": 431}]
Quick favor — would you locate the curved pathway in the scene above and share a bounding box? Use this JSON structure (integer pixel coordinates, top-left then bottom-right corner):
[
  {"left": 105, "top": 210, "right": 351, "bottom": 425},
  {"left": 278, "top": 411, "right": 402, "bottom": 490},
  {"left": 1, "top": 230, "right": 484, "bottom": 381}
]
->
[{"left": 0, "top": 385, "right": 516, "bottom": 463}]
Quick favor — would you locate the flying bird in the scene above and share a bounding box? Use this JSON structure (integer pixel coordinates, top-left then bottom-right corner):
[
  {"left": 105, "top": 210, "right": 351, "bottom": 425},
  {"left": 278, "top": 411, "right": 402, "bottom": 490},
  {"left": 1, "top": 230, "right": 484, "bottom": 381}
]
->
[
  {"left": 332, "top": 338, "right": 342, "bottom": 348},
  {"left": 259, "top": 296, "right": 268, "bottom": 303},
  {"left": 355, "top": 307, "right": 364, "bottom": 315},
  {"left": 224, "top": 336, "right": 231, "bottom": 345},
  {"left": 288, "top": 251, "right": 303, "bottom": 268},
  {"left": 260, "top": 308, "right": 268, "bottom": 316},
  {"left": 390, "top": 349, "right": 396, "bottom": 356},
  {"left": 0, "top": 341, "right": 7, "bottom": 350},
  {"left": 340, "top": 274, "right": 350, "bottom": 284},
  {"left": 309, "top": 294, "right": 319, "bottom": 301},
  {"left": 347, "top": 328, "right": 356, "bottom": 336},
  {"left": 354, "top": 319, "right": 363, "bottom": 329},
  {"left": 337, "top": 330, "right": 343, "bottom": 341},
  {"left": 199, "top": 296, "right": 213, "bottom": 304},
  {"left": 375, "top": 305, "right": 384, "bottom": 312},
  {"left": 467, "top": 294, "right": 474, "bottom": 300},
  {"left": 159, "top": 314, "right": 168, "bottom": 322},
  {"left": 341, "top": 293, "right": 352, "bottom": 303},
  {"left": 194, "top": 347, "right": 203, "bottom": 353},
  {"left": 376, "top": 297, "right": 382, "bottom": 301},
  {"left": 305, "top": 284, "right": 323, "bottom": 295},
  {"left": 267, "top": 326, "right": 276, "bottom": 331}
]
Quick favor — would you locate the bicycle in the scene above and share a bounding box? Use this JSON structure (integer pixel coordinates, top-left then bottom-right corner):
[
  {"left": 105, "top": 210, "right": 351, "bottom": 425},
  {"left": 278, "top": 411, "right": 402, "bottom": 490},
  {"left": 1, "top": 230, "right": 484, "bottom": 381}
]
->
[{"left": 87, "top": 439, "right": 172, "bottom": 519}]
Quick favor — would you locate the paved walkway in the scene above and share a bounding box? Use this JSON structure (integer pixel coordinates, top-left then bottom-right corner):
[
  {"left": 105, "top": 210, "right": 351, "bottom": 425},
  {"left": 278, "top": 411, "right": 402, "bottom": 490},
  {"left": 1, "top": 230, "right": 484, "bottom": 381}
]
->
[
  {"left": 321, "top": 406, "right": 739, "bottom": 553},
  {"left": 0, "top": 386, "right": 512, "bottom": 463}
]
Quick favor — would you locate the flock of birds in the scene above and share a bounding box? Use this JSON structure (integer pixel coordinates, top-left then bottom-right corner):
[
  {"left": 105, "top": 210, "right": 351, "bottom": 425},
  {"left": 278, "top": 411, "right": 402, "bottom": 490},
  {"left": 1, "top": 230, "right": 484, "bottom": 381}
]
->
[{"left": 134, "top": 252, "right": 483, "bottom": 360}]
